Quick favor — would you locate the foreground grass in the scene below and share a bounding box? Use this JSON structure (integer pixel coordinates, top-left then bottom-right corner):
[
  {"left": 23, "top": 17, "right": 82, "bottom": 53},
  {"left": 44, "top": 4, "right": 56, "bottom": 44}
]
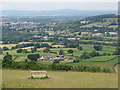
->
[{"left": 2, "top": 69, "right": 118, "bottom": 88}]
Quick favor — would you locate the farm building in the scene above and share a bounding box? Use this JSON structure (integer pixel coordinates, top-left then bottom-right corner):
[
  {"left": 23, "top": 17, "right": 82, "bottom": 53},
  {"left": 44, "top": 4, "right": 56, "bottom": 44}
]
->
[
  {"left": 38, "top": 55, "right": 70, "bottom": 61},
  {"left": 108, "top": 32, "right": 118, "bottom": 36},
  {"left": 92, "top": 33, "right": 104, "bottom": 37}
]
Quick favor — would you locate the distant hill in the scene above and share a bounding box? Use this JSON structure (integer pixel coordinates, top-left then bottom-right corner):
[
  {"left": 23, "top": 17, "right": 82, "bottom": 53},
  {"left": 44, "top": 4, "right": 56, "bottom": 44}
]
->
[
  {"left": 2, "top": 9, "right": 117, "bottom": 16},
  {"left": 54, "top": 14, "right": 118, "bottom": 33}
]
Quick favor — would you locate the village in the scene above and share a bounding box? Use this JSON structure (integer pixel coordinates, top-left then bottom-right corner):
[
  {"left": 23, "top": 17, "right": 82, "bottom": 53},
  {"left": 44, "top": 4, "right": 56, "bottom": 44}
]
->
[{"left": 2, "top": 20, "right": 118, "bottom": 43}]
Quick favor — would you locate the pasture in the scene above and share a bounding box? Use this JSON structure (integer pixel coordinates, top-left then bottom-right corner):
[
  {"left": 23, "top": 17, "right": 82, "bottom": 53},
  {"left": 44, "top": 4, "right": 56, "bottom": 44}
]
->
[
  {"left": 67, "top": 56, "right": 118, "bottom": 72},
  {"left": 2, "top": 69, "right": 118, "bottom": 88},
  {"left": 2, "top": 44, "right": 116, "bottom": 63}
]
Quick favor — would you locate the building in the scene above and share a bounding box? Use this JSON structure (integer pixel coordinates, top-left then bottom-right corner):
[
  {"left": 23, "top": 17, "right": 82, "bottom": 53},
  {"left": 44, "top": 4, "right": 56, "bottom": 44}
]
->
[
  {"left": 92, "top": 33, "right": 104, "bottom": 37},
  {"left": 38, "top": 55, "right": 70, "bottom": 61}
]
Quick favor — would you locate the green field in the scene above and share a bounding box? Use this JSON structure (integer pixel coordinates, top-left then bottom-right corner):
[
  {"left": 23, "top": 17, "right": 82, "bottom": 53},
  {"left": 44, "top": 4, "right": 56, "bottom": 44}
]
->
[
  {"left": 67, "top": 56, "right": 118, "bottom": 72},
  {"left": 2, "top": 69, "right": 118, "bottom": 88}
]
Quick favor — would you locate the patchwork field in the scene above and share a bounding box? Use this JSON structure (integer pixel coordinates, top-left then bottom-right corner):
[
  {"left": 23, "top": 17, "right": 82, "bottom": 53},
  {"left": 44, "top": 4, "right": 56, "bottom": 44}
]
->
[
  {"left": 2, "top": 69, "right": 118, "bottom": 88},
  {"left": 0, "top": 44, "right": 17, "bottom": 48}
]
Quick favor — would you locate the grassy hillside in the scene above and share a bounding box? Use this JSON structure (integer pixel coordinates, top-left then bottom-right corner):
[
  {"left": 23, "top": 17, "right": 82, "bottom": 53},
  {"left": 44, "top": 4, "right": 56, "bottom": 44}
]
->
[
  {"left": 66, "top": 56, "right": 118, "bottom": 72},
  {"left": 2, "top": 69, "right": 118, "bottom": 88}
]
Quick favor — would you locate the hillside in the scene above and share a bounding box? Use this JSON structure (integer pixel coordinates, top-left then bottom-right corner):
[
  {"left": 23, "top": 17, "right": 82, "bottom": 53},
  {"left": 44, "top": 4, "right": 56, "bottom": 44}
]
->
[{"left": 54, "top": 14, "right": 118, "bottom": 33}]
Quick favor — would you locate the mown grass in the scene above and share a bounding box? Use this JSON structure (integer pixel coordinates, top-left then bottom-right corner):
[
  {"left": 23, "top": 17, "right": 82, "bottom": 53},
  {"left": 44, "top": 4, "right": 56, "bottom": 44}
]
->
[{"left": 2, "top": 69, "right": 118, "bottom": 88}]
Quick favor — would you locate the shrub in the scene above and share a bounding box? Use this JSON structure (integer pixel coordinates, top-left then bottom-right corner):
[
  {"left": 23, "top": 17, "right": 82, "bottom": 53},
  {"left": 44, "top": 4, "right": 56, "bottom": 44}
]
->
[
  {"left": 72, "top": 66, "right": 87, "bottom": 72},
  {"left": 102, "top": 68, "right": 111, "bottom": 73},
  {"left": 85, "top": 66, "right": 101, "bottom": 72}
]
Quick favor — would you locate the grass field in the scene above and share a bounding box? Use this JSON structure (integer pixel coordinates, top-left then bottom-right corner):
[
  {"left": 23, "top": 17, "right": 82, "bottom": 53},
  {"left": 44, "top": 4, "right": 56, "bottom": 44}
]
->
[
  {"left": 67, "top": 56, "right": 118, "bottom": 72},
  {"left": 2, "top": 69, "right": 118, "bottom": 88}
]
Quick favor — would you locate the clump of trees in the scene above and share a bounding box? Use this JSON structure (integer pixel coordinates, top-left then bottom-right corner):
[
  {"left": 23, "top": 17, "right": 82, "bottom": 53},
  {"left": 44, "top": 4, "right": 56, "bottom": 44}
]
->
[
  {"left": 93, "top": 45, "right": 103, "bottom": 51},
  {"left": 80, "top": 51, "right": 101, "bottom": 59},
  {"left": 59, "top": 49, "right": 64, "bottom": 55},
  {"left": 17, "top": 49, "right": 29, "bottom": 53},
  {"left": 31, "top": 47, "right": 37, "bottom": 53},
  {"left": 77, "top": 46, "right": 83, "bottom": 51},
  {"left": 27, "top": 54, "right": 39, "bottom": 61},
  {"left": 80, "top": 51, "right": 90, "bottom": 59},
  {"left": 3, "top": 46, "right": 9, "bottom": 51},
  {"left": 2, "top": 52, "right": 13, "bottom": 68},
  {"left": 43, "top": 47, "right": 50, "bottom": 53},
  {"left": 112, "top": 47, "right": 120, "bottom": 55},
  {"left": 67, "top": 49, "right": 73, "bottom": 54}
]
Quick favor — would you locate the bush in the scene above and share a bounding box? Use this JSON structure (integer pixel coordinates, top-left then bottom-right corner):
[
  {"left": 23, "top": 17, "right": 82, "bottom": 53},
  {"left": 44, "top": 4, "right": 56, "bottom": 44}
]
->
[
  {"left": 72, "top": 66, "right": 87, "bottom": 72},
  {"left": 56, "top": 64, "right": 72, "bottom": 71},
  {"left": 102, "top": 68, "right": 111, "bottom": 73},
  {"left": 103, "top": 53, "right": 111, "bottom": 56},
  {"left": 85, "top": 66, "right": 101, "bottom": 72}
]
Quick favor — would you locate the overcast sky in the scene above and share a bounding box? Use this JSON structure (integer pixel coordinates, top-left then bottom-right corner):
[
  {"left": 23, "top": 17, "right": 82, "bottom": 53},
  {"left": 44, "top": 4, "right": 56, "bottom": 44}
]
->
[{"left": 0, "top": 0, "right": 118, "bottom": 11}]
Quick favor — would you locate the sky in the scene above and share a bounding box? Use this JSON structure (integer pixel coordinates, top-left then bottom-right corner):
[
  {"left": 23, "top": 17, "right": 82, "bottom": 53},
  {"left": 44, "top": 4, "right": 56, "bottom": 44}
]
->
[{"left": 0, "top": 0, "right": 118, "bottom": 11}]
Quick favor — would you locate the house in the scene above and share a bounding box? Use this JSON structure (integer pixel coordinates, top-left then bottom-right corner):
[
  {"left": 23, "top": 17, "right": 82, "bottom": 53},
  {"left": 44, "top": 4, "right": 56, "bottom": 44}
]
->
[
  {"left": 67, "top": 38, "right": 80, "bottom": 40},
  {"left": 108, "top": 32, "right": 118, "bottom": 36},
  {"left": 81, "top": 32, "right": 92, "bottom": 36},
  {"left": 92, "top": 33, "right": 104, "bottom": 37}
]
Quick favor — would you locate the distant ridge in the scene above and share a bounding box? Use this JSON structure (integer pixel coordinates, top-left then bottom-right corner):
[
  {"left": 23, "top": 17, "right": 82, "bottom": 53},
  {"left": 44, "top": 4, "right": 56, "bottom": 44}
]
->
[{"left": 2, "top": 9, "right": 117, "bottom": 16}]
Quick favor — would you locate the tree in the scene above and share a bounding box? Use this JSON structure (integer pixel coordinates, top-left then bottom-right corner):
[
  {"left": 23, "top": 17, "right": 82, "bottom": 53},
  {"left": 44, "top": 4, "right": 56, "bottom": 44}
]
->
[
  {"left": 28, "top": 54, "right": 39, "bottom": 61},
  {"left": 112, "top": 47, "right": 120, "bottom": 55},
  {"left": 3, "top": 53, "right": 12, "bottom": 60},
  {"left": 23, "top": 49, "right": 29, "bottom": 53},
  {"left": 77, "top": 46, "right": 83, "bottom": 51},
  {"left": 67, "top": 49, "right": 73, "bottom": 54},
  {"left": 3, "top": 46, "right": 9, "bottom": 50},
  {"left": 80, "top": 51, "right": 90, "bottom": 59},
  {"left": 89, "top": 51, "right": 100, "bottom": 57},
  {"left": 93, "top": 45, "right": 103, "bottom": 51},
  {"left": 41, "top": 43, "right": 49, "bottom": 47},
  {"left": 59, "top": 49, "right": 64, "bottom": 55},
  {"left": 17, "top": 49, "right": 23, "bottom": 53},
  {"left": 31, "top": 47, "right": 37, "bottom": 53},
  {"left": 2, "top": 53, "right": 13, "bottom": 67},
  {"left": 35, "top": 43, "right": 41, "bottom": 48},
  {"left": 43, "top": 47, "right": 50, "bottom": 53}
]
